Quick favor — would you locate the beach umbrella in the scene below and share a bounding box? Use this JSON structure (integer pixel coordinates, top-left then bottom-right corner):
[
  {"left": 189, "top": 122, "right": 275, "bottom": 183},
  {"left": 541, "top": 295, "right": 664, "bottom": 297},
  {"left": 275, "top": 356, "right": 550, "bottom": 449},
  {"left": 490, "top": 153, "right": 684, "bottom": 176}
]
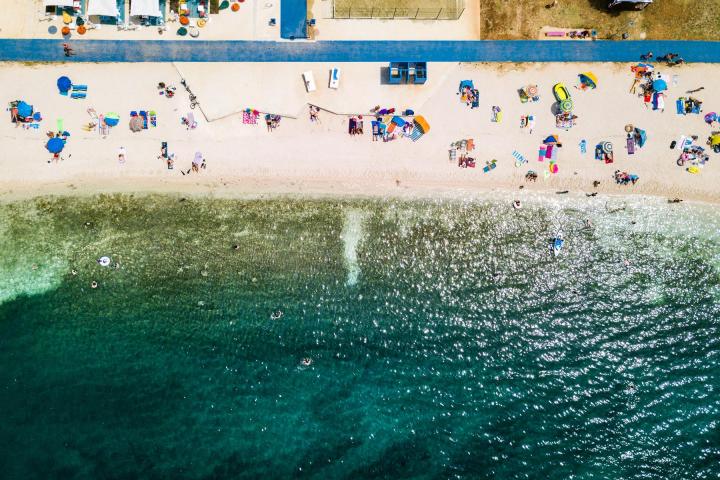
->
[
  {"left": 17, "top": 101, "right": 33, "bottom": 118},
  {"left": 527, "top": 85, "right": 538, "bottom": 96},
  {"left": 652, "top": 79, "right": 668, "bottom": 92},
  {"left": 104, "top": 112, "right": 119, "bottom": 127},
  {"left": 705, "top": 112, "right": 717, "bottom": 124},
  {"left": 635, "top": 129, "right": 647, "bottom": 148},
  {"left": 57, "top": 76, "right": 72, "bottom": 93},
  {"left": 710, "top": 134, "right": 720, "bottom": 147},
  {"left": 46, "top": 137, "right": 65, "bottom": 154},
  {"left": 578, "top": 72, "right": 598, "bottom": 89},
  {"left": 602, "top": 141, "right": 613, "bottom": 154},
  {"left": 390, "top": 116, "right": 406, "bottom": 127},
  {"left": 560, "top": 98, "right": 573, "bottom": 112},
  {"left": 413, "top": 115, "right": 430, "bottom": 134},
  {"left": 543, "top": 134, "right": 559, "bottom": 145}
]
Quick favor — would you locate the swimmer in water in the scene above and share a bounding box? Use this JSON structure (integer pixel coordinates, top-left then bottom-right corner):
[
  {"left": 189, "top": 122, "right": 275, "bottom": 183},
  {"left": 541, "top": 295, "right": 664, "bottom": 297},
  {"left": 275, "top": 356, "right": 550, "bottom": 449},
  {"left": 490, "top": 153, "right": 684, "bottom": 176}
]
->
[
  {"left": 91, "top": 281, "right": 98, "bottom": 289},
  {"left": 270, "top": 310, "right": 283, "bottom": 320},
  {"left": 585, "top": 219, "right": 593, "bottom": 229},
  {"left": 512, "top": 200, "right": 522, "bottom": 210},
  {"left": 71, "top": 269, "right": 78, "bottom": 276},
  {"left": 232, "top": 244, "right": 240, "bottom": 250},
  {"left": 300, "top": 358, "right": 312, "bottom": 366}
]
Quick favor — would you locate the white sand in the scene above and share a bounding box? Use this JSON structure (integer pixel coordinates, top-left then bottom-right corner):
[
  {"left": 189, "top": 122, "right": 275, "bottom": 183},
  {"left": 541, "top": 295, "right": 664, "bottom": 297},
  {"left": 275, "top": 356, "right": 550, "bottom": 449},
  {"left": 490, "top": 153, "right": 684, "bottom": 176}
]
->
[{"left": 1, "top": 61, "right": 718, "bottom": 203}]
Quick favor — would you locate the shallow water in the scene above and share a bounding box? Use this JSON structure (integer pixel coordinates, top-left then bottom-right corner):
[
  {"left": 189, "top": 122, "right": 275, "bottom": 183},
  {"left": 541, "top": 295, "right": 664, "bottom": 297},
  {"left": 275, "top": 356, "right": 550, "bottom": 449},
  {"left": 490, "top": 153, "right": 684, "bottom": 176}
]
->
[{"left": 0, "top": 195, "right": 719, "bottom": 479}]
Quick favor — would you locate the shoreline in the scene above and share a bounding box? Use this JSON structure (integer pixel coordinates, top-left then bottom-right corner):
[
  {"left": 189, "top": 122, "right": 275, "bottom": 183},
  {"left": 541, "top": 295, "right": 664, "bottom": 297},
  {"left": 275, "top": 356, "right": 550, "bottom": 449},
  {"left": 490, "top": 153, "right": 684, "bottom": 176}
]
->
[{"left": 0, "top": 176, "right": 713, "bottom": 207}]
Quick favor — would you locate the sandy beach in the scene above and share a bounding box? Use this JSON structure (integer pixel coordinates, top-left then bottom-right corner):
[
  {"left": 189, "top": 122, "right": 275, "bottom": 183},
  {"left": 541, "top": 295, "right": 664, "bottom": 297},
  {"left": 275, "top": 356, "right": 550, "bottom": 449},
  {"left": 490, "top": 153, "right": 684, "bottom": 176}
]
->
[{"left": 2, "top": 61, "right": 719, "bottom": 203}]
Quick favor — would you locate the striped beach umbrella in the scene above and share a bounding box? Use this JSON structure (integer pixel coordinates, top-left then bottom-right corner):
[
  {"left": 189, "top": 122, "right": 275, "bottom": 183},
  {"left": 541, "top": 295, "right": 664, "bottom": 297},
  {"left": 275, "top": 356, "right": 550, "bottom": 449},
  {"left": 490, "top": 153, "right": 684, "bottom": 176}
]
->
[{"left": 560, "top": 98, "right": 573, "bottom": 113}]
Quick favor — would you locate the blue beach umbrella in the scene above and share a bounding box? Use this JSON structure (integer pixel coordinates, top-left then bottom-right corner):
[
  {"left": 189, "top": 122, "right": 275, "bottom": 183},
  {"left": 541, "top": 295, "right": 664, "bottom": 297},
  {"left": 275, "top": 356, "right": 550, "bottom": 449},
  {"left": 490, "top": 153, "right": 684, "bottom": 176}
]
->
[
  {"left": 104, "top": 112, "right": 120, "bottom": 127},
  {"left": 652, "top": 79, "right": 668, "bottom": 92},
  {"left": 17, "top": 101, "right": 33, "bottom": 118},
  {"left": 57, "top": 76, "right": 72, "bottom": 93},
  {"left": 46, "top": 137, "right": 65, "bottom": 153}
]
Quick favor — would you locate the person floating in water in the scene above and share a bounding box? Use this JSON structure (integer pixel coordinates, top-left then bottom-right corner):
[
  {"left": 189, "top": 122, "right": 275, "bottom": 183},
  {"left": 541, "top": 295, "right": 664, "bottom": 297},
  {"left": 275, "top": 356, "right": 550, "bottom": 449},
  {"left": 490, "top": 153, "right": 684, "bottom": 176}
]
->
[
  {"left": 270, "top": 310, "right": 283, "bottom": 320},
  {"left": 300, "top": 358, "right": 312, "bottom": 366}
]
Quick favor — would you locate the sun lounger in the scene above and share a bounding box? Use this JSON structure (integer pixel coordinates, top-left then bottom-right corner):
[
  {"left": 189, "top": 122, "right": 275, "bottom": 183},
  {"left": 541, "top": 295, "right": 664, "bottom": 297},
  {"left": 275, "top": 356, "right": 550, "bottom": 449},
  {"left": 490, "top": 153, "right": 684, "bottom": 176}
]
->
[
  {"left": 513, "top": 150, "right": 527, "bottom": 167},
  {"left": 302, "top": 71, "right": 316, "bottom": 92},
  {"left": 140, "top": 110, "right": 148, "bottom": 129},
  {"left": 408, "top": 128, "right": 424, "bottom": 142},
  {"left": 149, "top": 110, "right": 157, "bottom": 127},
  {"left": 538, "top": 146, "right": 546, "bottom": 162},
  {"left": 329, "top": 68, "right": 341, "bottom": 89},
  {"left": 676, "top": 98, "right": 684, "bottom": 115}
]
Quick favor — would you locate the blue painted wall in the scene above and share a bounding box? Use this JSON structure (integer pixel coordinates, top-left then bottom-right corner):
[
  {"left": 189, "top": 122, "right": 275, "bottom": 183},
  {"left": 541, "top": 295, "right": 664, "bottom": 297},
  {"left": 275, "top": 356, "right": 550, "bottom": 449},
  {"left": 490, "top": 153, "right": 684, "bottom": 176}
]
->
[{"left": 0, "top": 39, "right": 717, "bottom": 63}]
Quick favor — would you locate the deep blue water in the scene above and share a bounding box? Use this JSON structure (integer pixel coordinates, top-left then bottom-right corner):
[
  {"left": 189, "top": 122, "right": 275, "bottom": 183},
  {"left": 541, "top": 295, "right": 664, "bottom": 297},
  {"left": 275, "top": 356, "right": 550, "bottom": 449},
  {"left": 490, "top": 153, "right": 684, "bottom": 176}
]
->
[{"left": 0, "top": 195, "right": 718, "bottom": 479}]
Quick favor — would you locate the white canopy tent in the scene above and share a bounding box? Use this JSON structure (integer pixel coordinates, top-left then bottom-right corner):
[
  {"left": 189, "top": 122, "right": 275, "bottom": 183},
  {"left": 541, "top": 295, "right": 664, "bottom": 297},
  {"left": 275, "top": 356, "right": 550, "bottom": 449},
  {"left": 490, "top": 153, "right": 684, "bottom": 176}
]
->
[
  {"left": 43, "top": 0, "right": 75, "bottom": 7},
  {"left": 130, "top": 0, "right": 162, "bottom": 17},
  {"left": 87, "top": 0, "right": 120, "bottom": 17}
]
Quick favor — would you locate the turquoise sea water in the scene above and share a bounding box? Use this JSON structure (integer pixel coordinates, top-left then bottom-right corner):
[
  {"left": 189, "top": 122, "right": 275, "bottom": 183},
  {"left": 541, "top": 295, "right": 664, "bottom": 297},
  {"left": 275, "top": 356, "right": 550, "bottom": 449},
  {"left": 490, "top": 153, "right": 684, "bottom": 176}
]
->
[{"left": 1, "top": 195, "right": 719, "bottom": 479}]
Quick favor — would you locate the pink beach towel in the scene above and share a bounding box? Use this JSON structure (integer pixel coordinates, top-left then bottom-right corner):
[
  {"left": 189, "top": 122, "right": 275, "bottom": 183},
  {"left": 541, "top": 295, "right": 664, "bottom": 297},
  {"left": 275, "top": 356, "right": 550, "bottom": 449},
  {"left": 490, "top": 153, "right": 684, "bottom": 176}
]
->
[
  {"left": 538, "top": 146, "right": 546, "bottom": 162},
  {"left": 242, "top": 111, "right": 258, "bottom": 125}
]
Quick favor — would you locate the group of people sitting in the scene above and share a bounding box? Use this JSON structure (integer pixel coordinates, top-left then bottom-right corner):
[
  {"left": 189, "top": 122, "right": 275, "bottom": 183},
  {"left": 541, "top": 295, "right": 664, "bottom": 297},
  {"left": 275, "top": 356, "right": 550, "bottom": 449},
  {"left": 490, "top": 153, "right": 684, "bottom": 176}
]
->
[
  {"left": 614, "top": 170, "right": 639, "bottom": 185},
  {"left": 458, "top": 154, "right": 476, "bottom": 168},
  {"left": 265, "top": 114, "right": 282, "bottom": 132},
  {"left": 157, "top": 82, "right": 176, "bottom": 98},
  {"left": 348, "top": 116, "right": 364, "bottom": 135}
]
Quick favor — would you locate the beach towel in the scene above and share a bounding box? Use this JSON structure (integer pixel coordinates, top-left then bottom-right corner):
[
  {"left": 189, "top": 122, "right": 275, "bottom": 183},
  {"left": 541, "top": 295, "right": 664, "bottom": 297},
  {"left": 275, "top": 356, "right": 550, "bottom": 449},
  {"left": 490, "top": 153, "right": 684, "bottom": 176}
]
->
[
  {"left": 538, "top": 146, "right": 546, "bottom": 162},
  {"left": 512, "top": 150, "right": 528, "bottom": 167},
  {"left": 408, "top": 128, "right": 424, "bottom": 142},
  {"left": 149, "top": 110, "right": 157, "bottom": 127},
  {"left": 140, "top": 111, "right": 148, "bottom": 129},
  {"left": 580, "top": 139, "right": 587, "bottom": 154},
  {"left": 57, "top": 118, "right": 63, "bottom": 132},
  {"left": 627, "top": 136, "right": 635, "bottom": 155},
  {"left": 482, "top": 160, "right": 497, "bottom": 173},
  {"left": 242, "top": 111, "right": 258, "bottom": 125}
]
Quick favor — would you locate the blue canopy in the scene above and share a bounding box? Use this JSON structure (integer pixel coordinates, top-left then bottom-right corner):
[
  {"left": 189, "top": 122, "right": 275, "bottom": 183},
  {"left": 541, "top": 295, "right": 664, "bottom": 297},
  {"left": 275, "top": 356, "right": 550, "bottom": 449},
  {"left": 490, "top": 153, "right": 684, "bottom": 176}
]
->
[
  {"left": 57, "top": 76, "right": 72, "bottom": 93},
  {"left": 635, "top": 128, "right": 647, "bottom": 148},
  {"left": 390, "top": 116, "right": 406, "bottom": 127},
  {"left": 17, "top": 101, "right": 33, "bottom": 118},
  {"left": 459, "top": 80, "right": 474, "bottom": 92},
  {"left": 46, "top": 137, "right": 65, "bottom": 154},
  {"left": 652, "top": 79, "right": 668, "bottom": 92}
]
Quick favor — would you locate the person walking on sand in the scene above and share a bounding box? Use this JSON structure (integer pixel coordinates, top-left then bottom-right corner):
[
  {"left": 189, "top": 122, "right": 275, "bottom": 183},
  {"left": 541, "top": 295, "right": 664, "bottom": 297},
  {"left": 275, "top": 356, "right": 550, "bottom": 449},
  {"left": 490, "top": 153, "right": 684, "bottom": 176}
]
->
[{"left": 117, "top": 147, "right": 126, "bottom": 164}]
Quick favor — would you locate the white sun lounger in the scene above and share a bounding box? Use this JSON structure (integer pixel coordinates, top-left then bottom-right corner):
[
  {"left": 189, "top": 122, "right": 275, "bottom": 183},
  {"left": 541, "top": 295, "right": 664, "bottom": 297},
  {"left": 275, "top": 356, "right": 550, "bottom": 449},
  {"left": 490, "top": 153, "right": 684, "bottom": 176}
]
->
[
  {"left": 303, "top": 71, "right": 316, "bottom": 93},
  {"left": 329, "top": 68, "right": 341, "bottom": 89}
]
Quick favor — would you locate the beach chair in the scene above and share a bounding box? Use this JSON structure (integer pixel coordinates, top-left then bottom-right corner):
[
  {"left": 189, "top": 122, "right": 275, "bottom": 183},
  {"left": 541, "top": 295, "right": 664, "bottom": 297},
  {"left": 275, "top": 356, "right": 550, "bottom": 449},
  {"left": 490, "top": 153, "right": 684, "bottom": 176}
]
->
[
  {"left": 302, "top": 71, "right": 316, "bottom": 92},
  {"left": 329, "top": 68, "right": 341, "bottom": 89},
  {"left": 676, "top": 98, "right": 685, "bottom": 115}
]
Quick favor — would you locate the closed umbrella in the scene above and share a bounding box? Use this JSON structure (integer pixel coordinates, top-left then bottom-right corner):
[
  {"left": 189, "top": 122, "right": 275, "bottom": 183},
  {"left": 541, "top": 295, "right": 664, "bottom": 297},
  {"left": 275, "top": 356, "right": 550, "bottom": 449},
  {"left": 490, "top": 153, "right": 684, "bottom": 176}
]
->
[
  {"left": 46, "top": 137, "right": 65, "bottom": 153},
  {"left": 652, "top": 79, "right": 668, "bottom": 92},
  {"left": 104, "top": 112, "right": 119, "bottom": 127},
  {"left": 57, "top": 76, "right": 72, "bottom": 93}
]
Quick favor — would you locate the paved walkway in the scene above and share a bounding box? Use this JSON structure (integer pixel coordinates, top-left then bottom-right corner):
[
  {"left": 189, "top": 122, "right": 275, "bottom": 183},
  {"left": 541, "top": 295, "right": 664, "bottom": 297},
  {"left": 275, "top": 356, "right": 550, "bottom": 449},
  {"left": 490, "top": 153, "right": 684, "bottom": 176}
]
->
[{"left": 1, "top": 39, "right": 719, "bottom": 63}]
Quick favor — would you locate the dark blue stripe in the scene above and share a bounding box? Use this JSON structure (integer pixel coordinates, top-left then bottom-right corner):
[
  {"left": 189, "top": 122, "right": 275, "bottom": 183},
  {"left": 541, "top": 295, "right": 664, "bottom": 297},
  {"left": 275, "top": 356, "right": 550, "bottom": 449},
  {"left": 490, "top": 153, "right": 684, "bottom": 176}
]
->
[{"left": 0, "top": 39, "right": 717, "bottom": 63}]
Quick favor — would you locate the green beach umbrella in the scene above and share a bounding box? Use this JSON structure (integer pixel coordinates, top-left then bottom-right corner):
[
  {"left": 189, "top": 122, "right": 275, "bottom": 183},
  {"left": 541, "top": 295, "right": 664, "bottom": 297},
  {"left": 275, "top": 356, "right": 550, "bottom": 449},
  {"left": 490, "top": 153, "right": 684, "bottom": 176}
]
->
[
  {"left": 219, "top": 0, "right": 230, "bottom": 10},
  {"left": 560, "top": 98, "right": 573, "bottom": 113}
]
